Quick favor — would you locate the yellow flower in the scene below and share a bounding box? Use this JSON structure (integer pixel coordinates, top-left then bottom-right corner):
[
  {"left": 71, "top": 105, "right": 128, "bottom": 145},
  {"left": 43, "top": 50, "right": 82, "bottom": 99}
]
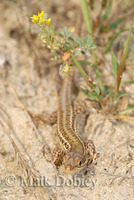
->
[
  {"left": 38, "top": 11, "right": 44, "bottom": 19},
  {"left": 39, "top": 18, "right": 45, "bottom": 24},
  {"left": 45, "top": 18, "right": 51, "bottom": 25},
  {"left": 30, "top": 11, "right": 51, "bottom": 26},
  {"left": 30, "top": 14, "right": 39, "bottom": 23}
]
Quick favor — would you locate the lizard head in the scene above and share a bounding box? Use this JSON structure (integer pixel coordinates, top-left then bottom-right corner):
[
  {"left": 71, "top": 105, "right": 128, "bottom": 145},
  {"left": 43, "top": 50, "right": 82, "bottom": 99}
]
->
[{"left": 64, "top": 151, "right": 87, "bottom": 173}]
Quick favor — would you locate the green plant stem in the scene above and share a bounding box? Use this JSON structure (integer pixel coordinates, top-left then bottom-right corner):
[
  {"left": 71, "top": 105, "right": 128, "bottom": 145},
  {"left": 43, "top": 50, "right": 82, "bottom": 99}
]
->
[
  {"left": 80, "top": 0, "right": 93, "bottom": 40},
  {"left": 71, "top": 53, "right": 88, "bottom": 79},
  {"left": 71, "top": 53, "right": 93, "bottom": 87},
  {"left": 71, "top": 53, "right": 101, "bottom": 101}
]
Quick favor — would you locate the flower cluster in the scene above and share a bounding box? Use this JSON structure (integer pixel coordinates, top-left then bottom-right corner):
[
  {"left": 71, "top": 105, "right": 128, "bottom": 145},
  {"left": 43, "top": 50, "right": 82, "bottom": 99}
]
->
[{"left": 30, "top": 11, "right": 51, "bottom": 25}]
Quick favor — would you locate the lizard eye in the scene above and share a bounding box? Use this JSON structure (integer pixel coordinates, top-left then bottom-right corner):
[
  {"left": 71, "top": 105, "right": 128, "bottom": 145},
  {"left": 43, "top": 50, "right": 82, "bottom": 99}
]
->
[
  {"left": 78, "top": 158, "right": 86, "bottom": 168},
  {"left": 79, "top": 161, "right": 82, "bottom": 166}
]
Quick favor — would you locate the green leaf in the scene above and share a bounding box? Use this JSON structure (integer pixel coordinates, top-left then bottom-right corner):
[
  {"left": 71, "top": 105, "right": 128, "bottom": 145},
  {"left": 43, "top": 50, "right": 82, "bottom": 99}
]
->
[
  {"left": 109, "top": 18, "right": 124, "bottom": 30},
  {"left": 60, "top": 28, "right": 73, "bottom": 39},
  {"left": 119, "top": 105, "right": 134, "bottom": 115},
  {"left": 103, "top": 0, "right": 112, "bottom": 20},
  {"left": 101, "top": 0, "right": 108, "bottom": 8},
  {"left": 82, "top": 35, "right": 96, "bottom": 49},
  {"left": 74, "top": 37, "right": 82, "bottom": 45},
  {"left": 83, "top": 35, "right": 90, "bottom": 45},
  {"left": 111, "top": 52, "right": 119, "bottom": 76},
  {"left": 95, "top": 68, "right": 104, "bottom": 94},
  {"left": 124, "top": 80, "right": 134, "bottom": 84},
  {"left": 80, "top": 0, "right": 93, "bottom": 38},
  {"left": 117, "top": 93, "right": 134, "bottom": 98},
  {"left": 83, "top": 49, "right": 90, "bottom": 57},
  {"left": 66, "top": 39, "right": 74, "bottom": 46},
  {"left": 48, "top": 23, "right": 54, "bottom": 35},
  {"left": 116, "top": 26, "right": 132, "bottom": 93},
  {"left": 80, "top": 88, "right": 97, "bottom": 100},
  {"left": 103, "top": 85, "right": 113, "bottom": 96},
  {"left": 94, "top": 86, "right": 100, "bottom": 95},
  {"left": 74, "top": 48, "right": 81, "bottom": 56}
]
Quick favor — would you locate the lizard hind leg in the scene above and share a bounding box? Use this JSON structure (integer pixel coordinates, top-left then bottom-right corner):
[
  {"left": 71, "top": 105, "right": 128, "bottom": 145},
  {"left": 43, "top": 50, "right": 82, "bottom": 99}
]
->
[{"left": 27, "top": 110, "right": 57, "bottom": 125}]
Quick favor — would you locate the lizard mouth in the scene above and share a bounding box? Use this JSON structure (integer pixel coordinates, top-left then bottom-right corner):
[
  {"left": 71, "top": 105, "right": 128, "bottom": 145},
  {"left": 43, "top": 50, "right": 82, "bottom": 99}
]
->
[
  {"left": 64, "top": 164, "right": 73, "bottom": 173},
  {"left": 64, "top": 164, "right": 87, "bottom": 174},
  {"left": 64, "top": 159, "right": 88, "bottom": 173}
]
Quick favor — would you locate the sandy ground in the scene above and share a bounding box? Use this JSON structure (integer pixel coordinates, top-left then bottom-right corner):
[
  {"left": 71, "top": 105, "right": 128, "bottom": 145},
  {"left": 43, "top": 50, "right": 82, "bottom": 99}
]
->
[{"left": 0, "top": 0, "right": 134, "bottom": 200}]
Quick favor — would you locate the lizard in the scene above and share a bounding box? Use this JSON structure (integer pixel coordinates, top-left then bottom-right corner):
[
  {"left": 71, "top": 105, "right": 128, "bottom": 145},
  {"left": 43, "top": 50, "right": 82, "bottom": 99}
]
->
[{"left": 28, "top": 69, "right": 96, "bottom": 173}]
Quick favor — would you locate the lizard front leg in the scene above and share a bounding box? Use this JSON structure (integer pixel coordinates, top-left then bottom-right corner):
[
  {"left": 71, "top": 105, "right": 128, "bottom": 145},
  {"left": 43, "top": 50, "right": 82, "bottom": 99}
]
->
[
  {"left": 51, "top": 147, "right": 65, "bottom": 167},
  {"left": 43, "top": 145, "right": 65, "bottom": 168},
  {"left": 85, "top": 140, "right": 96, "bottom": 165}
]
